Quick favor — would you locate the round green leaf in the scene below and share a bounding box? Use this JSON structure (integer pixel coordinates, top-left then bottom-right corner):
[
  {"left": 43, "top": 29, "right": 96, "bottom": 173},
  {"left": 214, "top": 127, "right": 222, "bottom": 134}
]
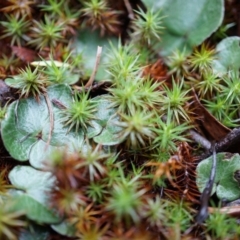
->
[
  {"left": 29, "top": 133, "right": 84, "bottom": 169},
  {"left": 87, "top": 95, "right": 122, "bottom": 145},
  {"left": 1, "top": 84, "right": 84, "bottom": 167},
  {"left": 141, "top": 0, "right": 166, "bottom": 10},
  {"left": 212, "top": 37, "right": 240, "bottom": 74},
  {"left": 1, "top": 97, "right": 49, "bottom": 161},
  {"left": 8, "top": 166, "right": 60, "bottom": 224},
  {"left": 9, "top": 165, "right": 55, "bottom": 205},
  {"left": 29, "top": 140, "right": 66, "bottom": 169},
  {"left": 11, "top": 194, "right": 60, "bottom": 224},
  {"left": 51, "top": 221, "right": 76, "bottom": 237},
  {"left": 93, "top": 123, "right": 122, "bottom": 145},
  {"left": 5, "top": 76, "right": 24, "bottom": 89},
  {"left": 196, "top": 152, "right": 240, "bottom": 201},
  {"left": 146, "top": 0, "right": 224, "bottom": 56},
  {"left": 87, "top": 95, "right": 115, "bottom": 138},
  {"left": 73, "top": 28, "right": 117, "bottom": 80},
  {"left": 47, "top": 84, "right": 72, "bottom": 108}
]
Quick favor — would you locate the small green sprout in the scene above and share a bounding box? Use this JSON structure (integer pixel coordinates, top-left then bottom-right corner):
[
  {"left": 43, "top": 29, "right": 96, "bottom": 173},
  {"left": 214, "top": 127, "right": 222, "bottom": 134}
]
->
[
  {"left": 41, "top": 57, "right": 70, "bottom": 84},
  {"left": 221, "top": 70, "right": 240, "bottom": 105},
  {"left": 140, "top": 77, "right": 163, "bottom": 109},
  {"left": 0, "top": 201, "right": 26, "bottom": 240},
  {"left": 108, "top": 75, "right": 162, "bottom": 115},
  {"left": 153, "top": 110, "right": 191, "bottom": 152},
  {"left": 131, "top": 8, "right": 164, "bottom": 45},
  {"left": 106, "top": 171, "right": 146, "bottom": 223},
  {"left": 86, "top": 181, "right": 107, "bottom": 203},
  {"left": 56, "top": 2, "right": 80, "bottom": 37},
  {"left": 52, "top": 188, "right": 87, "bottom": 215},
  {"left": 5, "top": 66, "right": 47, "bottom": 99},
  {"left": 191, "top": 69, "right": 222, "bottom": 98},
  {"left": 39, "top": 0, "right": 65, "bottom": 16},
  {"left": 106, "top": 41, "right": 141, "bottom": 81},
  {"left": 167, "top": 49, "right": 189, "bottom": 76},
  {"left": 0, "top": 54, "right": 19, "bottom": 74},
  {"left": 108, "top": 77, "right": 144, "bottom": 114},
  {"left": 29, "top": 15, "right": 65, "bottom": 50},
  {"left": 142, "top": 196, "right": 167, "bottom": 227},
  {"left": 188, "top": 44, "right": 216, "bottom": 72},
  {"left": 81, "top": 0, "right": 108, "bottom": 19},
  {"left": 160, "top": 79, "right": 191, "bottom": 123},
  {"left": 115, "top": 109, "right": 156, "bottom": 148},
  {"left": 77, "top": 144, "right": 110, "bottom": 182},
  {"left": 0, "top": 15, "right": 30, "bottom": 46},
  {"left": 0, "top": 0, "right": 34, "bottom": 18},
  {"left": 164, "top": 201, "right": 192, "bottom": 232},
  {"left": 0, "top": 105, "right": 8, "bottom": 122},
  {"left": 81, "top": 0, "right": 121, "bottom": 35},
  {"left": 213, "top": 22, "right": 235, "bottom": 40},
  {"left": 206, "top": 210, "right": 240, "bottom": 240},
  {"left": 204, "top": 97, "right": 239, "bottom": 128},
  {"left": 61, "top": 90, "right": 97, "bottom": 132}
]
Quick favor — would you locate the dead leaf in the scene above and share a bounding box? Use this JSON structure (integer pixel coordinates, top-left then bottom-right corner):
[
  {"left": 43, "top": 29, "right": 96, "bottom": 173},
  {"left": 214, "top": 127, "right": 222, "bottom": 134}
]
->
[
  {"left": 142, "top": 59, "right": 168, "bottom": 84},
  {"left": 11, "top": 46, "right": 37, "bottom": 63},
  {"left": 208, "top": 206, "right": 240, "bottom": 217},
  {"left": 191, "top": 90, "right": 230, "bottom": 141}
]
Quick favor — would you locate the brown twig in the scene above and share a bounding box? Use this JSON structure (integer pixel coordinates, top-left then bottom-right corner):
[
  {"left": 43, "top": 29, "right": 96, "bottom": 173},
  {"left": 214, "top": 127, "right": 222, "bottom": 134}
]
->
[
  {"left": 196, "top": 143, "right": 217, "bottom": 223},
  {"left": 198, "top": 127, "right": 240, "bottom": 161},
  {"left": 44, "top": 93, "right": 54, "bottom": 149},
  {"left": 84, "top": 46, "right": 102, "bottom": 88},
  {"left": 51, "top": 99, "right": 67, "bottom": 110},
  {"left": 123, "top": 0, "right": 134, "bottom": 19},
  {"left": 189, "top": 129, "right": 211, "bottom": 150}
]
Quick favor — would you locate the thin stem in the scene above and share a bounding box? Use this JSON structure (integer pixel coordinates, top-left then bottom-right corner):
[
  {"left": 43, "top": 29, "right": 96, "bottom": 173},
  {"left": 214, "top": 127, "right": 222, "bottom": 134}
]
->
[
  {"left": 196, "top": 143, "right": 217, "bottom": 223},
  {"left": 85, "top": 46, "right": 102, "bottom": 88},
  {"left": 44, "top": 93, "right": 54, "bottom": 149},
  {"left": 123, "top": 0, "right": 134, "bottom": 19}
]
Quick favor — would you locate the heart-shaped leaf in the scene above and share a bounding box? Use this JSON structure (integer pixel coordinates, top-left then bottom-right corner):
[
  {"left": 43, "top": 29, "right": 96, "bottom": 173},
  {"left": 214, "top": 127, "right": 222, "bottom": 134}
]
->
[
  {"left": 212, "top": 37, "right": 240, "bottom": 74},
  {"left": 9, "top": 166, "right": 60, "bottom": 224},
  {"left": 196, "top": 152, "right": 240, "bottom": 201},
  {"left": 142, "top": 0, "right": 224, "bottom": 56},
  {"left": 88, "top": 95, "right": 122, "bottom": 145},
  {"left": 73, "top": 28, "right": 118, "bottom": 80},
  {"left": 11, "top": 194, "right": 60, "bottom": 223},
  {"left": 1, "top": 85, "right": 119, "bottom": 167},
  {"left": 9, "top": 165, "right": 55, "bottom": 205},
  {"left": 1, "top": 97, "right": 48, "bottom": 161},
  {"left": 1, "top": 84, "right": 84, "bottom": 167}
]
